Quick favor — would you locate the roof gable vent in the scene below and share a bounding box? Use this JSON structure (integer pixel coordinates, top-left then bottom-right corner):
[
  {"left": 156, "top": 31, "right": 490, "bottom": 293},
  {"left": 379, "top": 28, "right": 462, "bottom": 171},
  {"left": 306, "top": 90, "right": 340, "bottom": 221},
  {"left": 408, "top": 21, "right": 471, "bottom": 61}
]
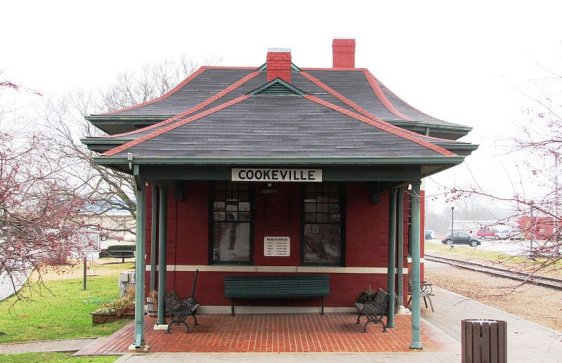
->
[{"left": 249, "top": 78, "right": 305, "bottom": 96}]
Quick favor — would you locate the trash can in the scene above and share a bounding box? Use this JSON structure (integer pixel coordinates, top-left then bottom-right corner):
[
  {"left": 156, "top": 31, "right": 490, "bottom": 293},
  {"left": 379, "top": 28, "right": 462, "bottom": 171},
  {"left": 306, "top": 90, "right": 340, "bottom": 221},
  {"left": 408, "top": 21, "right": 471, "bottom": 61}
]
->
[
  {"left": 462, "top": 319, "right": 507, "bottom": 363},
  {"left": 146, "top": 290, "right": 158, "bottom": 317}
]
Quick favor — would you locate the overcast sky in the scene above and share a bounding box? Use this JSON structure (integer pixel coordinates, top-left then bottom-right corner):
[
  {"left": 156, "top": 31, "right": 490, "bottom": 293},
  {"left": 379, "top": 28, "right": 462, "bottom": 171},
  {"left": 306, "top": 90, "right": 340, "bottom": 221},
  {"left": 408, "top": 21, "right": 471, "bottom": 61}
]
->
[{"left": 2, "top": 0, "right": 561, "bottom": 212}]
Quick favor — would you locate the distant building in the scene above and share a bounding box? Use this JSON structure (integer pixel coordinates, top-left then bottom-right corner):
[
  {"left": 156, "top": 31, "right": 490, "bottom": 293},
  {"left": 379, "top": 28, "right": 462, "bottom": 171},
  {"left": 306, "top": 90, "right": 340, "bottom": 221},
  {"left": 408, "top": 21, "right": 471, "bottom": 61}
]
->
[{"left": 519, "top": 216, "right": 557, "bottom": 240}]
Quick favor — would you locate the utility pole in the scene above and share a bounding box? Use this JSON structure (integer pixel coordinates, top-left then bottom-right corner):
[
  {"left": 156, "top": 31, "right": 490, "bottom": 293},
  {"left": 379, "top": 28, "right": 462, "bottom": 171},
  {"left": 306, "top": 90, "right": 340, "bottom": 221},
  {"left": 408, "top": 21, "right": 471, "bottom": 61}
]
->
[{"left": 451, "top": 206, "right": 455, "bottom": 235}]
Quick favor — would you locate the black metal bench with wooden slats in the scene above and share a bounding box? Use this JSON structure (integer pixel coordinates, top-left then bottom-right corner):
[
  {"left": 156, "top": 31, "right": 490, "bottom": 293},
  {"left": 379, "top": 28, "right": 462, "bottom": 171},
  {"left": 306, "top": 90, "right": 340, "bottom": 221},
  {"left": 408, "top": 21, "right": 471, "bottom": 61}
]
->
[
  {"left": 355, "top": 288, "right": 389, "bottom": 333},
  {"left": 224, "top": 275, "right": 330, "bottom": 315}
]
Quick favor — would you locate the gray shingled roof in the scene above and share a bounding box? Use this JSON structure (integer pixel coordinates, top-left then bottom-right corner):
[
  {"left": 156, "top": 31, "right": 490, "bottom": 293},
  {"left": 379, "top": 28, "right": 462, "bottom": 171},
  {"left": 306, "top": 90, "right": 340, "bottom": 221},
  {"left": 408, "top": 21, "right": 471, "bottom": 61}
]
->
[
  {"left": 106, "top": 68, "right": 255, "bottom": 116},
  {"left": 89, "top": 67, "right": 471, "bottom": 139},
  {"left": 107, "top": 94, "right": 450, "bottom": 160}
]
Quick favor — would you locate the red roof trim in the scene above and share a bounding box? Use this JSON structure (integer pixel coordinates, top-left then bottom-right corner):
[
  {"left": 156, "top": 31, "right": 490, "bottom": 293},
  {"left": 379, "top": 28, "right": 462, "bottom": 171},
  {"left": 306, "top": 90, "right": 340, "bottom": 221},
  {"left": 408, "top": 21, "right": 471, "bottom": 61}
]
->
[
  {"left": 101, "top": 67, "right": 208, "bottom": 115},
  {"left": 203, "top": 66, "right": 257, "bottom": 70},
  {"left": 103, "top": 95, "right": 250, "bottom": 156},
  {"left": 108, "top": 71, "right": 260, "bottom": 139},
  {"left": 305, "top": 95, "right": 455, "bottom": 156},
  {"left": 301, "top": 67, "right": 368, "bottom": 72},
  {"left": 363, "top": 70, "right": 412, "bottom": 121},
  {"left": 300, "top": 71, "right": 377, "bottom": 120}
]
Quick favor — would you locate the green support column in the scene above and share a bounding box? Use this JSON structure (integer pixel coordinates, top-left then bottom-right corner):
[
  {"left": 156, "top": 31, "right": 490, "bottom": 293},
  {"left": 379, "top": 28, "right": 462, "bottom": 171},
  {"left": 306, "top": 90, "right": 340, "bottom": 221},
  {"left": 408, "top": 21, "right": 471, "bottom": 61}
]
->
[
  {"left": 157, "top": 187, "right": 168, "bottom": 326},
  {"left": 149, "top": 185, "right": 158, "bottom": 293},
  {"left": 409, "top": 181, "right": 423, "bottom": 350},
  {"left": 133, "top": 184, "right": 146, "bottom": 349},
  {"left": 396, "top": 186, "right": 405, "bottom": 308},
  {"left": 387, "top": 188, "right": 397, "bottom": 328}
]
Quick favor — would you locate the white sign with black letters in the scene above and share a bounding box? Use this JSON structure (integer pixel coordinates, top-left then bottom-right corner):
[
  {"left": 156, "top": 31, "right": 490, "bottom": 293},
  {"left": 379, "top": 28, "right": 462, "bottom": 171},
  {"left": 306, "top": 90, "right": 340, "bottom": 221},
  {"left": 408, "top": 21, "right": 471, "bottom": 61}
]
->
[
  {"left": 264, "top": 236, "right": 290, "bottom": 257},
  {"left": 232, "top": 168, "right": 322, "bottom": 182}
]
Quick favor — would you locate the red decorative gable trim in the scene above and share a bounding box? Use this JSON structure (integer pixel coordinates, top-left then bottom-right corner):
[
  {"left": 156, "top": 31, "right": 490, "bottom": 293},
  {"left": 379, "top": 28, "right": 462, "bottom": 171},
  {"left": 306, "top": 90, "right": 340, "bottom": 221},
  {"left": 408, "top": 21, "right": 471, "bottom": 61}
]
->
[
  {"left": 305, "top": 95, "right": 455, "bottom": 157},
  {"left": 363, "top": 70, "right": 412, "bottom": 121},
  {"left": 103, "top": 95, "right": 250, "bottom": 156},
  {"left": 109, "top": 71, "right": 260, "bottom": 139},
  {"left": 300, "top": 71, "right": 376, "bottom": 120},
  {"left": 300, "top": 68, "right": 368, "bottom": 72}
]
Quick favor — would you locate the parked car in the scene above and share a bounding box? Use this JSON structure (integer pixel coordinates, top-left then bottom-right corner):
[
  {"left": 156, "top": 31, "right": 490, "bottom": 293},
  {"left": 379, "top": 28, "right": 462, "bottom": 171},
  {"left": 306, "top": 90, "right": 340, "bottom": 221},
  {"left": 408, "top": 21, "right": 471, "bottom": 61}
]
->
[
  {"left": 424, "top": 229, "right": 436, "bottom": 240},
  {"left": 476, "top": 228, "right": 509, "bottom": 240},
  {"left": 509, "top": 229, "right": 524, "bottom": 240},
  {"left": 441, "top": 232, "right": 481, "bottom": 247},
  {"left": 476, "top": 228, "right": 495, "bottom": 239},
  {"left": 493, "top": 229, "right": 510, "bottom": 240}
]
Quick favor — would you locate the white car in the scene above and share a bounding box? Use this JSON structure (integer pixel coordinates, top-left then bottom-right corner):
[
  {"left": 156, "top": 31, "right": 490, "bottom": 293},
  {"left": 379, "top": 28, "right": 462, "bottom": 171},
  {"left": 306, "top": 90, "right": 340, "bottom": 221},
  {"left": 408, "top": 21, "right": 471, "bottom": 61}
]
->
[{"left": 493, "top": 229, "right": 510, "bottom": 240}]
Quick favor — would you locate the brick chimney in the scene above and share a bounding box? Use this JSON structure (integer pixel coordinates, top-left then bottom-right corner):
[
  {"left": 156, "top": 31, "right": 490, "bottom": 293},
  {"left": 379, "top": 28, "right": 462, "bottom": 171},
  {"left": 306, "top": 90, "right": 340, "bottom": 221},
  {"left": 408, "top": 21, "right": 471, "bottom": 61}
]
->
[
  {"left": 332, "top": 38, "right": 356, "bottom": 68},
  {"left": 266, "top": 48, "right": 292, "bottom": 83}
]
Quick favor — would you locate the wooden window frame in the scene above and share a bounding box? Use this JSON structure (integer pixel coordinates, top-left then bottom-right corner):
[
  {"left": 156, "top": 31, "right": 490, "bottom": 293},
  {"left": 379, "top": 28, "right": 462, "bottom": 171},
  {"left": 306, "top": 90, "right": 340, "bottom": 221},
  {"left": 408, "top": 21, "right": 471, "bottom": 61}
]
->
[
  {"left": 209, "top": 182, "right": 254, "bottom": 265},
  {"left": 300, "top": 183, "right": 346, "bottom": 266}
]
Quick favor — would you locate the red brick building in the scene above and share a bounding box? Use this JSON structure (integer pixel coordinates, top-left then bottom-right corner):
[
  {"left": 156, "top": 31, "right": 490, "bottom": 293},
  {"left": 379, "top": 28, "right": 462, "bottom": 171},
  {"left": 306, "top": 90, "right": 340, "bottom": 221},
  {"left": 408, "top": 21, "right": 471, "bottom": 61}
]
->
[{"left": 84, "top": 39, "right": 477, "bottom": 349}]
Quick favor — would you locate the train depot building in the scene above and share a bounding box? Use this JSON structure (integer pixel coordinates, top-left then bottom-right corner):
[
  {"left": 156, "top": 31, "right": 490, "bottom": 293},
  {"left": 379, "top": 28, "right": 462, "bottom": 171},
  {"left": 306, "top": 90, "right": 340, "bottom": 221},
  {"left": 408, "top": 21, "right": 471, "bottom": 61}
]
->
[{"left": 83, "top": 39, "right": 477, "bottom": 350}]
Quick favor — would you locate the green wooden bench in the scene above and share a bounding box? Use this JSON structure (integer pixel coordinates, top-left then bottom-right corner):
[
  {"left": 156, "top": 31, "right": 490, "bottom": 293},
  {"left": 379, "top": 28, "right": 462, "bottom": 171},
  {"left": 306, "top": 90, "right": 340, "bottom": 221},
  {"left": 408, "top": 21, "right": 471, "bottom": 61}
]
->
[
  {"left": 224, "top": 275, "right": 330, "bottom": 315},
  {"left": 107, "top": 250, "right": 134, "bottom": 263}
]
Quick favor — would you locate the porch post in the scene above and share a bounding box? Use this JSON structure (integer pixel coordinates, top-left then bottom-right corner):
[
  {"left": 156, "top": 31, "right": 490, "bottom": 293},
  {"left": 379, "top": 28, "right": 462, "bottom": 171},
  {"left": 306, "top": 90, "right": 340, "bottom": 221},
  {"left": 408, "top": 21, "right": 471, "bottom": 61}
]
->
[
  {"left": 396, "top": 186, "right": 405, "bottom": 309},
  {"left": 387, "top": 188, "right": 397, "bottom": 328},
  {"left": 149, "top": 185, "right": 158, "bottom": 292},
  {"left": 133, "top": 184, "right": 146, "bottom": 349},
  {"left": 409, "top": 181, "right": 423, "bottom": 349},
  {"left": 157, "top": 186, "right": 168, "bottom": 326}
]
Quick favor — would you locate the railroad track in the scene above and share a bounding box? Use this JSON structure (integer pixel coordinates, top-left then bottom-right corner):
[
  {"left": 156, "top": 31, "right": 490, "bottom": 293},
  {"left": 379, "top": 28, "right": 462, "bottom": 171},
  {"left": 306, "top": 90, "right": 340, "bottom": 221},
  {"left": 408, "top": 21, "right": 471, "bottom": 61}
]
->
[{"left": 425, "top": 254, "right": 562, "bottom": 291}]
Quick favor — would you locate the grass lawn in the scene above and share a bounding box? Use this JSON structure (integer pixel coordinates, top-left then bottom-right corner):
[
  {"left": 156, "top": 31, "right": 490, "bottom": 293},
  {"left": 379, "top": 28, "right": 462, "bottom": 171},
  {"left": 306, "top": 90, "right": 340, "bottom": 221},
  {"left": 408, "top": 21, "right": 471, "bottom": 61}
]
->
[
  {"left": 0, "top": 261, "right": 134, "bottom": 344},
  {"left": 425, "top": 241, "right": 517, "bottom": 261},
  {"left": 0, "top": 352, "right": 119, "bottom": 363}
]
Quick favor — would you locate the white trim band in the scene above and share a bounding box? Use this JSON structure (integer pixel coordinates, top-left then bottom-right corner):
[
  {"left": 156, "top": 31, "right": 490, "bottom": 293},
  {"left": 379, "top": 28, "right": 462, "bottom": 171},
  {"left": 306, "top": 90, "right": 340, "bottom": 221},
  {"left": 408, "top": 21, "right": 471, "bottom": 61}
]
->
[{"left": 146, "top": 265, "right": 409, "bottom": 274}]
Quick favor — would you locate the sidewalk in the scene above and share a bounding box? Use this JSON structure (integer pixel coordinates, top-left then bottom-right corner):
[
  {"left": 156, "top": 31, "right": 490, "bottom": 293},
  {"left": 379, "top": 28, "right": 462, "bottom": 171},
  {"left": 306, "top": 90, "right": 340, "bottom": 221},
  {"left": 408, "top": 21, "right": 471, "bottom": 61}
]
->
[
  {"left": 1, "top": 287, "right": 560, "bottom": 362},
  {"left": 423, "top": 286, "right": 562, "bottom": 363},
  {"left": 0, "top": 338, "right": 97, "bottom": 354}
]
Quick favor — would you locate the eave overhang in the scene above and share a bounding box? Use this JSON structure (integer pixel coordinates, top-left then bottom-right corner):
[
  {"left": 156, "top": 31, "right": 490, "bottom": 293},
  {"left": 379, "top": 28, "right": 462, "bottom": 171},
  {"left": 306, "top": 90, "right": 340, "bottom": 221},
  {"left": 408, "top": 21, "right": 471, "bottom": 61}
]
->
[
  {"left": 388, "top": 119, "right": 473, "bottom": 139},
  {"left": 92, "top": 155, "right": 465, "bottom": 182},
  {"left": 87, "top": 116, "right": 473, "bottom": 140},
  {"left": 93, "top": 155, "right": 464, "bottom": 166},
  {"left": 81, "top": 137, "right": 132, "bottom": 153},
  {"left": 85, "top": 115, "right": 172, "bottom": 135},
  {"left": 432, "top": 141, "right": 479, "bottom": 157}
]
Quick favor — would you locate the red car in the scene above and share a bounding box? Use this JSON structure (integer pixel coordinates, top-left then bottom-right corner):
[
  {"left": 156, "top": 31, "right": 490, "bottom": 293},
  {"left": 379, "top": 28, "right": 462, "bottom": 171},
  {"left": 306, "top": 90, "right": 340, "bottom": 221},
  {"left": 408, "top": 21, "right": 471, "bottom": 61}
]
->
[{"left": 476, "top": 228, "right": 495, "bottom": 239}]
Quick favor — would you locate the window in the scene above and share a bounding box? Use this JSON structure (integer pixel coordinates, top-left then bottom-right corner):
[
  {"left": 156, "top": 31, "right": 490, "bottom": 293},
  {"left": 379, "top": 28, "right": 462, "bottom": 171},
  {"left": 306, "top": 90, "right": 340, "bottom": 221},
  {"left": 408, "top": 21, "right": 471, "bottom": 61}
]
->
[
  {"left": 210, "top": 182, "right": 252, "bottom": 264},
  {"left": 302, "top": 184, "right": 344, "bottom": 265}
]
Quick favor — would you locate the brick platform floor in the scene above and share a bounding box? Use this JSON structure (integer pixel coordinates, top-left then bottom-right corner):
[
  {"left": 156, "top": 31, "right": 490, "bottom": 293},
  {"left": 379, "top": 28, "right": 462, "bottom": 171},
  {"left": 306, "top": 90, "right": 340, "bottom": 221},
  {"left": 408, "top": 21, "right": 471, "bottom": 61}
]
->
[{"left": 77, "top": 313, "right": 452, "bottom": 355}]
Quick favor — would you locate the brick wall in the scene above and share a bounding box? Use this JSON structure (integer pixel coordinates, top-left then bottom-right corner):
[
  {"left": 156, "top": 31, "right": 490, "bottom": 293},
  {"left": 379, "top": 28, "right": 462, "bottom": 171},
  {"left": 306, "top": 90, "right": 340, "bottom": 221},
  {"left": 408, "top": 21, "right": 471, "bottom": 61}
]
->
[{"left": 146, "top": 181, "right": 412, "bottom": 307}]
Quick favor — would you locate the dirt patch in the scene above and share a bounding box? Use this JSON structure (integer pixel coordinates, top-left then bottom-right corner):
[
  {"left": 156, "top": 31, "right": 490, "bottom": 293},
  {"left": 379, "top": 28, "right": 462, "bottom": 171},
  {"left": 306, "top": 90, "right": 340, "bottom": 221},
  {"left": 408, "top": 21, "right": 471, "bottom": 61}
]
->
[{"left": 426, "top": 265, "right": 562, "bottom": 332}]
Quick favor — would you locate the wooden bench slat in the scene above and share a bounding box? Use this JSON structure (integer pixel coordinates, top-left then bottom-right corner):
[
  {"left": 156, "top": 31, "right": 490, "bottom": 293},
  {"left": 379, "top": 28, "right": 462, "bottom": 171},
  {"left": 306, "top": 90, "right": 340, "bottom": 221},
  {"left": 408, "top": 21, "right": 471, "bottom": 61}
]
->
[{"left": 224, "top": 275, "right": 330, "bottom": 315}]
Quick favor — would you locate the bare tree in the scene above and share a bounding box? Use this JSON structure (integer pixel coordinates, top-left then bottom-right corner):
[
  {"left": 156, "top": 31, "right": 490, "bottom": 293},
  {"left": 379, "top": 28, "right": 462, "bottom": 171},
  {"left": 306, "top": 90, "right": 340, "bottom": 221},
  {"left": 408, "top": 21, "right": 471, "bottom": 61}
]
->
[
  {"left": 0, "top": 131, "right": 94, "bottom": 301},
  {"left": 1, "top": 58, "right": 218, "bottom": 300},
  {"left": 38, "top": 56, "right": 213, "bottom": 235},
  {"left": 439, "top": 86, "right": 562, "bottom": 273}
]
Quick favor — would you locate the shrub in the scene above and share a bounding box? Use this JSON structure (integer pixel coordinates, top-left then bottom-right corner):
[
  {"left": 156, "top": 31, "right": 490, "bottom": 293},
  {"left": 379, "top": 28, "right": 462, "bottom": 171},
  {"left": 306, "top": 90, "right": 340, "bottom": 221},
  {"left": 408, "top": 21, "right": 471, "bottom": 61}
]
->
[
  {"left": 356, "top": 287, "right": 377, "bottom": 304},
  {"left": 107, "top": 245, "right": 135, "bottom": 252},
  {"left": 93, "top": 287, "right": 134, "bottom": 317}
]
